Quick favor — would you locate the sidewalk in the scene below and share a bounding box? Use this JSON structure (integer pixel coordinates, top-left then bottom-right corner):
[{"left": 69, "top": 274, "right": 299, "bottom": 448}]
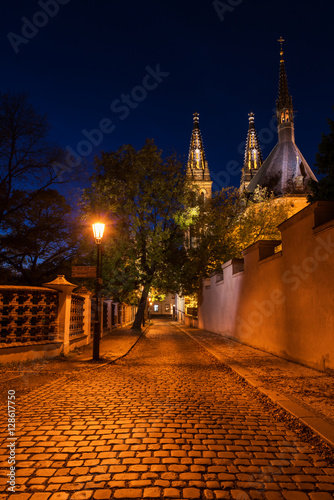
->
[
  {"left": 0, "top": 326, "right": 144, "bottom": 403},
  {"left": 175, "top": 322, "right": 334, "bottom": 449}
]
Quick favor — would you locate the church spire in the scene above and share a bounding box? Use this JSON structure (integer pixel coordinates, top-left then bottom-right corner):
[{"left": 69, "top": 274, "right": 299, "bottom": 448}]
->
[
  {"left": 246, "top": 38, "right": 318, "bottom": 196},
  {"left": 187, "top": 112, "right": 208, "bottom": 173},
  {"left": 276, "top": 37, "right": 294, "bottom": 126},
  {"left": 187, "top": 112, "right": 212, "bottom": 199},
  {"left": 240, "top": 112, "right": 263, "bottom": 192}
]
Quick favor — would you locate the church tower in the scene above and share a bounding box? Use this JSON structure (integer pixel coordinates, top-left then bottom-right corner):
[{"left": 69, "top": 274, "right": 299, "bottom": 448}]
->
[
  {"left": 247, "top": 38, "right": 317, "bottom": 197},
  {"left": 240, "top": 112, "right": 263, "bottom": 192},
  {"left": 187, "top": 112, "right": 212, "bottom": 200}
]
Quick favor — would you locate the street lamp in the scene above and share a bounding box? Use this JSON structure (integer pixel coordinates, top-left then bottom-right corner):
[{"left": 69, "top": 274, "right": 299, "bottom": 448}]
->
[{"left": 92, "top": 222, "right": 105, "bottom": 360}]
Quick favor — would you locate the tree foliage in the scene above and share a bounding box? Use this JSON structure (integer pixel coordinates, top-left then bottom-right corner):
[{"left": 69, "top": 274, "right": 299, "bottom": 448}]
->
[
  {"left": 179, "top": 188, "right": 241, "bottom": 295},
  {"left": 0, "top": 91, "right": 80, "bottom": 284},
  {"left": 81, "top": 140, "right": 191, "bottom": 329},
  {"left": 0, "top": 189, "right": 79, "bottom": 285},
  {"left": 0, "top": 92, "right": 66, "bottom": 227},
  {"left": 308, "top": 111, "right": 334, "bottom": 202},
  {"left": 179, "top": 187, "right": 292, "bottom": 296},
  {"left": 233, "top": 187, "right": 292, "bottom": 256}
]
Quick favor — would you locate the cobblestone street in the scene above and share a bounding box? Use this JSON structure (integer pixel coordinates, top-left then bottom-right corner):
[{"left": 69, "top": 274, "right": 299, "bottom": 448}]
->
[{"left": 1, "top": 321, "right": 334, "bottom": 500}]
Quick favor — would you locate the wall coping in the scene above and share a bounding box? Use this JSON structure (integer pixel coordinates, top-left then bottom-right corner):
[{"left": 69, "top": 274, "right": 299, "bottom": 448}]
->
[
  {"left": 258, "top": 250, "right": 282, "bottom": 265},
  {"left": 242, "top": 239, "right": 281, "bottom": 258},
  {"left": 313, "top": 218, "right": 334, "bottom": 235},
  {"left": 0, "top": 286, "right": 57, "bottom": 292},
  {"left": 279, "top": 200, "right": 334, "bottom": 232},
  {"left": 0, "top": 341, "right": 62, "bottom": 353}
]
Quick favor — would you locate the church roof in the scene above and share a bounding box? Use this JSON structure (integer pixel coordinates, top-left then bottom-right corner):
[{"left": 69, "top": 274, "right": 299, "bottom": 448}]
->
[
  {"left": 247, "top": 139, "right": 316, "bottom": 195},
  {"left": 247, "top": 38, "right": 317, "bottom": 196}
]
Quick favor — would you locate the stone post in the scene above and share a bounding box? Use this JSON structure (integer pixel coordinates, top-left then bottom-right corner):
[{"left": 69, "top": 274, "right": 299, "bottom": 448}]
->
[
  {"left": 74, "top": 287, "right": 92, "bottom": 345},
  {"left": 44, "top": 275, "right": 77, "bottom": 355}
]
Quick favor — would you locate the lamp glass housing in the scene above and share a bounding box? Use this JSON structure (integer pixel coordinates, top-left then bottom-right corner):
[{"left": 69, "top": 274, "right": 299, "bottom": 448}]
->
[{"left": 92, "top": 222, "right": 105, "bottom": 243}]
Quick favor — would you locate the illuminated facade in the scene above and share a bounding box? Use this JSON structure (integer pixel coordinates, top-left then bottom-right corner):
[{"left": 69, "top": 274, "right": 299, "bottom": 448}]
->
[
  {"left": 240, "top": 112, "right": 263, "bottom": 192},
  {"left": 187, "top": 112, "right": 212, "bottom": 200},
  {"left": 246, "top": 38, "right": 317, "bottom": 197}
]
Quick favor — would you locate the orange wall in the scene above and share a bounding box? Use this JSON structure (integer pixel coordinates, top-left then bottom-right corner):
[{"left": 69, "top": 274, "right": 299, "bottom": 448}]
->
[{"left": 198, "top": 201, "right": 334, "bottom": 371}]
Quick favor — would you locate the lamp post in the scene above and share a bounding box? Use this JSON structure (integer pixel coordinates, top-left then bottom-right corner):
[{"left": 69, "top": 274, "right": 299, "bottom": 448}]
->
[{"left": 92, "top": 222, "right": 105, "bottom": 361}]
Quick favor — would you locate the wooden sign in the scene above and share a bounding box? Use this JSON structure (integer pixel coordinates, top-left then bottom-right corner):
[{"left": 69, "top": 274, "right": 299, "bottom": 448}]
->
[{"left": 72, "top": 266, "right": 96, "bottom": 278}]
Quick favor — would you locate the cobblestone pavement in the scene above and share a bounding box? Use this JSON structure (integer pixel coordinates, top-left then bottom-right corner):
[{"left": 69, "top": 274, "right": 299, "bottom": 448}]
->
[
  {"left": 0, "top": 328, "right": 143, "bottom": 404},
  {"left": 177, "top": 325, "right": 334, "bottom": 426},
  {"left": 1, "top": 322, "right": 334, "bottom": 500}
]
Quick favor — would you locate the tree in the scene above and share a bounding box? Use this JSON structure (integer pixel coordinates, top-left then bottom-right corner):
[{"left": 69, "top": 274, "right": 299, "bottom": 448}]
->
[
  {"left": 0, "top": 91, "right": 67, "bottom": 230},
  {"left": 179, "top": 187, "right": 292, "bottom": 296},
  {"left": 81, "top": 140, "right": 191, "bottom": 330},
  {"left": 308, "top": 111, "right": 334, "bottom": 202},
  {"left": 0, "top": 189, "right": 79, "bottom": 285},
  {"left": 179, "top": 188, "right": 242, "bottom": 295},
  {"left": 233, "top": 187, "right": 292, "bottom": 256}
]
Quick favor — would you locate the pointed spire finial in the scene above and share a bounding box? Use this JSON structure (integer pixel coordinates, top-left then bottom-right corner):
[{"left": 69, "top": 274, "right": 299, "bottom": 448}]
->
[
  {"left": 240, "top": 112, "right": 263, "bottom": 192},
  {"left": 278, "top": 36, "right": 285, "bottom": 62},
  {"left": 193, "top": 111, "right": 199, "bottom": 127}
]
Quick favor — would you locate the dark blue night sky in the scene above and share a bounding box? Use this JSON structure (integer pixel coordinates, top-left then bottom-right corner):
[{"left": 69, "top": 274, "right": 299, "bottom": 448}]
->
[{"left": 1, "top": 0, "right": 334, "bottom": 198}]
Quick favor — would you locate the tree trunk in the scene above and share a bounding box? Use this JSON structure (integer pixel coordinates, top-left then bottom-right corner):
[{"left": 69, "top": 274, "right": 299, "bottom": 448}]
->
[{"left": 131, "top": 287, "right": 149, "bottom": 330}]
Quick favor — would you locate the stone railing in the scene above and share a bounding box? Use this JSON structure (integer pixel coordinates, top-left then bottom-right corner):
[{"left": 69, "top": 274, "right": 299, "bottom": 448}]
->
[
  {"left": 0, "top": 286, "right": 58, "bottom": 345},
  {"left": 0, "top": 276, "right": 137, "bottom": 363}
]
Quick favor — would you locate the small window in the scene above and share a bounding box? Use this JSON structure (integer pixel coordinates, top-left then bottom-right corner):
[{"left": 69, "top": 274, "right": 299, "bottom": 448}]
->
[
  {"left": 165, "top": 304, "right": 170, "bottom": 311},
  {"left": 154, "top": 305, "right": 159, "bottom": 312}
]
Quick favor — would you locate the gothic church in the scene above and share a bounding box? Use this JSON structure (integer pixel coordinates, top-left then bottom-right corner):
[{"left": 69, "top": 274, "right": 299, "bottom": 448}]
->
[{"left": 186, "top": 39, "right": 318, "bottom": 206}]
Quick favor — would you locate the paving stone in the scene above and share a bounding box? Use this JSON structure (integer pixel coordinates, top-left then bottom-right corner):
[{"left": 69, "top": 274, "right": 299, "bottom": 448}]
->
[
  {"left": 264, "top": 493, "right": 285, "bottom": 500},
  {"left": 163, "top": 488, "right": 181, "bottom": 498},
  {"left": 49, "top": 495, "right": 69, "bottom": 500},
  {"left": 92, "top": 492, "right": 111, "bottom": 500},
  {"left": 113, "top": 489, "right": 142, "bottom": 498},
  {"left": 29, "top": 495, "right": 51, "bottom": 500},
  {"left": 143, "top": 487, "right": 161, "bottom": 498},
  {"left": 213, "top": 492, "right": 229, "bottom": 499},
  {"left": 282, "top": 492, "right": 309, "bottom": 499},
  {"left": 70, "top": 493, "right": 93, "bottom": 500},
  {"left": 309, "top": 494, "right": 334, "bottom": 500},
  {"left": 2, "top": 323, "right": 334, "bottom": 500},
  {"left": 183, "top": 487, "right": 201, "bottom": 498},
  {"left": 231, "top": 491, "right": 251, "bottom": 499}
]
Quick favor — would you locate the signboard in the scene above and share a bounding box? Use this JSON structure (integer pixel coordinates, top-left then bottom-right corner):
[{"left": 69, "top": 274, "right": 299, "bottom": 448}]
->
[{"left": 72, "top": 266, "right": 96, "bottom": 278}]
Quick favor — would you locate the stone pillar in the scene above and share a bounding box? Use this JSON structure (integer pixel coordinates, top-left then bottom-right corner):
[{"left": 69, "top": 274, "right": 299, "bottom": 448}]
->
[
  {"left": 75, "top": 287, "right": 92, "bottom": 344},
  {"left": 44, "top": 275, "right": 77, "bottom": 355}
]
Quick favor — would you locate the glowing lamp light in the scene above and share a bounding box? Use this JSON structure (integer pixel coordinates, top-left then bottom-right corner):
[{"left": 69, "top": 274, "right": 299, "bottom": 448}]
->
[{"left": 92, "top": 222, "right": 105, "bottom": 244}]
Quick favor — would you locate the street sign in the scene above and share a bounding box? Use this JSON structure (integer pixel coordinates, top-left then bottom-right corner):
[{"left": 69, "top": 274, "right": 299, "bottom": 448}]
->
[{"left": 72, "top": 266, "right": 97, "bottom": 278}]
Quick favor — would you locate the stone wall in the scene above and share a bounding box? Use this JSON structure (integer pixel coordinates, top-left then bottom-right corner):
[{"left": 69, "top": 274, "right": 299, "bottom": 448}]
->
[{"left": 198, "top": 201, "right": 334, "bottom": 372}]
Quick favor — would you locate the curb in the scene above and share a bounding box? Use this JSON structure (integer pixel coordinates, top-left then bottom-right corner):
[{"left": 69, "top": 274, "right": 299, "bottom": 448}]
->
[{"left": 176, "top": 323, "right": 334, "bottom": 449}]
